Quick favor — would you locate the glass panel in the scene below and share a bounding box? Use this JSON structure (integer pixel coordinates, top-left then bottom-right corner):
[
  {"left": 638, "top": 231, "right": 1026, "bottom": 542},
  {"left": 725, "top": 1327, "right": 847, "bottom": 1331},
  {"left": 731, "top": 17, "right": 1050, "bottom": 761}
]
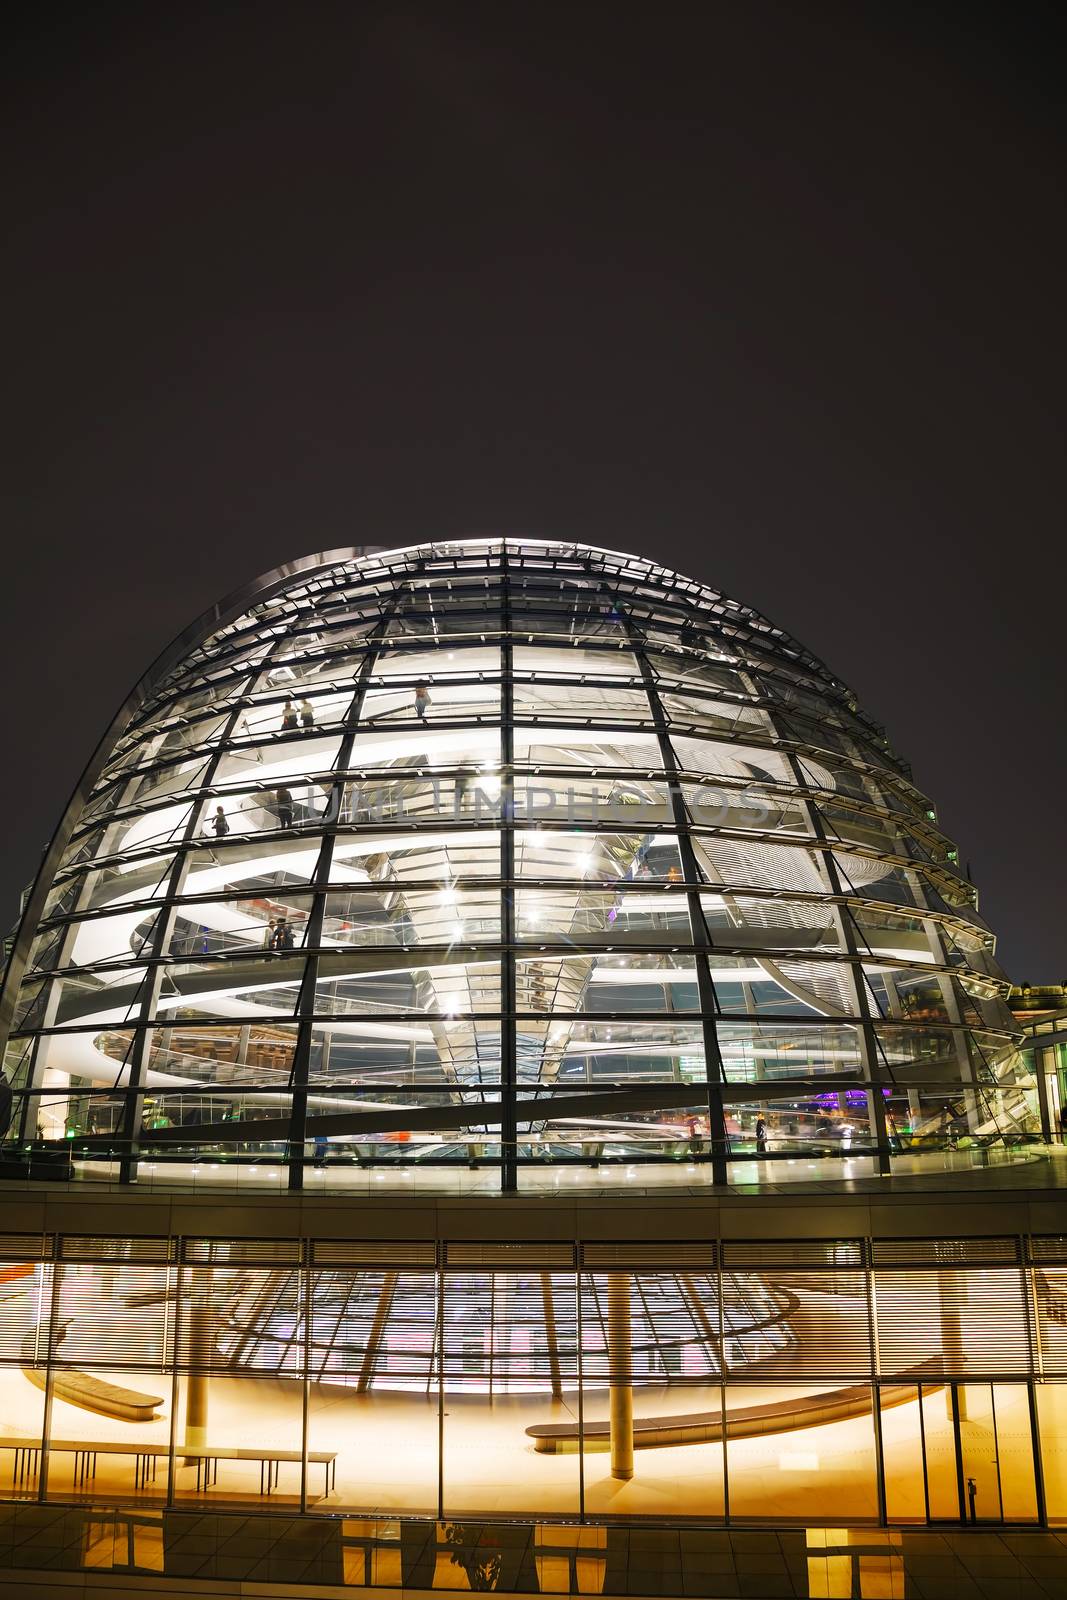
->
[
  {"left": 44, "top": 1366, "right": 171, "bottom": 1503},
  {"left": 212, "top": 739, "right": 342, "bottom": 793},
  {"left": 236, "top": 688, "right": 354, "bottom": 736},
  {"left": 513, "top": 728, "right": 661, "bottom": 770},
  {"left": 580, "top": 1271, "right": 724, "bottom": 1518},
  {"left": 517, "top": 1020, "right": 706, "bottom": 1085},
  {"left": 311, "top": 954, "right": 501, "bottom": 1018},
  {"left": 0, "top": 1364, "right": 45, "bottom": 1499},
  {"left": 360, "top": 678, "right": 501, "bottom": 725},
  {"left": 514, "top": 682, "right": 652, "bottom": 724},
  {"left": 166, "top": 896, "right": 314, "bottom": 958},
  {"left": 660, "top": 689, "right": 764, "bottom": 737},
  {"left": 874, "top": 1271, "right": 1031, "bottom": 1380},
  {"left": 54, "top": 1261, "right": 172, "bottom": 1368},
  {"left": 1036, "top": 1384, "right": 1067, "bottom": 1523},
  {"left": 306, "top": 1267, "right": 438, "bottom": 1514},
  {"left": 956, "top": 1384, "right": 1001, "bottom": 1521},
  {"left": 442, "top": 1272, "right": 580, "bottom": 1516},
  {"left": 171, "top": 1374, "right": 304, "bottom": 1505},
  {"left": 137, "top": 1092, "right": 293, "bottom": 1165},
  {"left": 726, "top": 1095, "right": 874, "bottom": 1156},
  {"left": 515, "top": 830, "right": 684, "bottom": 884},
  {"left": 879, "top": 1384, "right": 928, "bottom": 1522},
  {"left": 724, "top": 1384, "right": 878, "bottom": 1520},
  {"left": 371, "top": 644, "right": 501, "bottom": 679},
  {"left": 514, "top": 775, "right": 672, "bottom": 828},
  {"left": 515, "top": 888, "right": 694, "bottom": 944},
  {"left": 516, "top": 954, "right": 701, "bottom": 1015},
  {"left": 710, "top": 958, "right": 860, "bottom": 1021},
  {"left": 670, "top": 736, "right": 793, "bottom": 787},
  {"left": 958, "top": 1383, "right": 1037, "bottom": 1522},
  {"left": 513, "top": 644, "right": 640, "bottom": 678},
  {"left": 322, "top": 888, "right": 502, "bottom": 948},
  {"left": 717, "top": 1022, "right": 865, "bottom": 1084},
  {"left": 518, "top": 1093, "right": 712, "bottom": 1171}
]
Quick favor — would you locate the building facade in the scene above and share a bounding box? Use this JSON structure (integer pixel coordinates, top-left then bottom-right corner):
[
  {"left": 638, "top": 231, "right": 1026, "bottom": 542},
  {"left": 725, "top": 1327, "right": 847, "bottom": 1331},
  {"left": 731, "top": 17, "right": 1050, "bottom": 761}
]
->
[{"left": 0, "top": 540, "right": 1060, "bottom": 1590}]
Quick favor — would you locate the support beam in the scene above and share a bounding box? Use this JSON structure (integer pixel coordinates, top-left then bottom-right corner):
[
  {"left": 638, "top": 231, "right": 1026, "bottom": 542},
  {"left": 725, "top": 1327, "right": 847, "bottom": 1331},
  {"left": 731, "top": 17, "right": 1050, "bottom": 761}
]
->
[
  {"left": 541, "top": 1273, "right": 563, "bottom": 1401},
  {"left": 357, "top": 1271, "right": 398, "bottom": 1394},
  {"left": 182, "top": 1275, "right": 213, "bottom": 1460}
]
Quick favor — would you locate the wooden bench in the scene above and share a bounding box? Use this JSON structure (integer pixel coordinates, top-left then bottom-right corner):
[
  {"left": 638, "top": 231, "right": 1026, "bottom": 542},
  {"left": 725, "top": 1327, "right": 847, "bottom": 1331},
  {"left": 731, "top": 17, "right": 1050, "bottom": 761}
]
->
[
  {"left": 526, "top": 1378, "right": 927, "bottom": 1453},
  {"left": 20, "top": 1335, "right": 163, "bottom": 1421}
]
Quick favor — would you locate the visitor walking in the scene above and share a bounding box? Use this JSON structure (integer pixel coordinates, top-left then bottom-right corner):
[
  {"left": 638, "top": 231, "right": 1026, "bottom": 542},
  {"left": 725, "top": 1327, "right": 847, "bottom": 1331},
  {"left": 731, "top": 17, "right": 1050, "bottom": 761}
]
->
[{"left": 414, "top": 681, "right": 430, "bottom": 721}]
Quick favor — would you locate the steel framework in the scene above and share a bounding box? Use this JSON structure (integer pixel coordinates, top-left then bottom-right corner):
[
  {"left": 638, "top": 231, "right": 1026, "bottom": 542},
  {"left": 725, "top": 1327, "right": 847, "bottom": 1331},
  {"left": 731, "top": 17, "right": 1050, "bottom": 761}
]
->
[{"left": 0, "top": 538, "right": 1038, "bottom": 1190}]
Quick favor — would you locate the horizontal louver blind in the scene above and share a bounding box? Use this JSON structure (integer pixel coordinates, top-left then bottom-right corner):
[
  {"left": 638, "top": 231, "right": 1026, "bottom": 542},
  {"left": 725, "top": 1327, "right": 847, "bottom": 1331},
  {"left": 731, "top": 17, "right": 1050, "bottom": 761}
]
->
[
  {"left": 871, "top": 1237, "right": 1020, "bottom": 1266},
  {"left": 581, "top": 1271, "right": 719, "bottom": 1381},
  {"left": 309, "top": 1269, "right": 438, "bottom": 1384},
  {"left": 872, "top": 1268, "right": 1031, "bottom": 1376},
  {"left": 53, "top": 1262, "right": 173, "bottom": 1367},
  {"left": 0, "top": 1234, "right": 51, "bottom": 1261},
  {"left": 723, "top": 1269, "right": 871, "bottom": 1377},
  {"left": 312, "top": 1240, "right": 436, "bottom": 1267},
  {"left": 581, "top": 1243, "right": 715, "bottom": 1268},
  {"left": 0, "top": 1261, "right": 51, "bottom": 1363},
  {"left": 60, "top": 1235, "right": 171, "bottom": 1262},
  {"left": 183, "top": 1238, "right": 302, "bottom": 1265},
  {"left": 1031, "top": 1266, "right": 1067, "bottom": 1374},
  {"left": 443, "top": 1271, "right": 578, "bottom": 1385},
  {"left": 722, "top": 1240, "right": 863, "bottom": 1269},
  {"left": 1030, "top": 1237, "right": 1067, "bottom": 1263},
  {"left": 177, "top": 1265, "right": 304, "bottom": 1372},
  {"left": 446, "top": 1243, "right": 575, "bottom": 1268}
]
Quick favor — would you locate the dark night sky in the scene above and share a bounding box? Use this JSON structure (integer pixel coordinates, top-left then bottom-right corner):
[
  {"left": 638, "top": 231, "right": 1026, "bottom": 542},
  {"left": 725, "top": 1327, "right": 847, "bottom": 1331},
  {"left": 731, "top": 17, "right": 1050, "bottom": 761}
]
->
[{"left": 2, "top": 4, "right": 1064, "bottom": 978}]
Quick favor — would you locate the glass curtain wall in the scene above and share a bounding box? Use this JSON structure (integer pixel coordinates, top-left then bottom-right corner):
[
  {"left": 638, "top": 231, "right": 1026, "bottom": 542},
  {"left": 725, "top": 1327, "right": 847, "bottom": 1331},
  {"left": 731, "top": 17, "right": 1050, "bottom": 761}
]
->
[
  {"left": 0, "top": 540, "right": 1037, "bottom": 1190},
  {"left": 0, "top": 1231, "right": 1064, "bottom": 1525}
]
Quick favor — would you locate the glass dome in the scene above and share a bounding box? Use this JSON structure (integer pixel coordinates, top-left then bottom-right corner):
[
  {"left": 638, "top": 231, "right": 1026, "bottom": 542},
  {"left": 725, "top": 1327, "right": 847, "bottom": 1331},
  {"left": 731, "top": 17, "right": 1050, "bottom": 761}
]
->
[{"left": 0, "top": 538, "right": 1036, "bottom": 1192}]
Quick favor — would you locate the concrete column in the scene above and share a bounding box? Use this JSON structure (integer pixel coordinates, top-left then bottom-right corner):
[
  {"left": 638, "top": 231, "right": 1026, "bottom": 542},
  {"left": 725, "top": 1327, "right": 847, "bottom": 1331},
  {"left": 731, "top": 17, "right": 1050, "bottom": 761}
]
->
[
  {"left": 183, "top": 1275, "right": 213, "bottom": 1454},
  {"left": 938, "top": 1268, "right": 965, "bottom": 1419},
  {"left": 607, "top": 1273, "right": 633, "bottom": 1480}
]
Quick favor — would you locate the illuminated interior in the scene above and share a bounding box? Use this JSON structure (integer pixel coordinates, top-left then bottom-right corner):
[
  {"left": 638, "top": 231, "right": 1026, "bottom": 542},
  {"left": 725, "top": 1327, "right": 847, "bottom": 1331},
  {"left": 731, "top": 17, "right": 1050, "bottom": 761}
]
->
[
  {"left": 0, "top": 1231, "right": 1063, "bottom": 1526},
  {"left": 0, "top": 541, "right": 1058, "bottom": 1537},
  {"left": 0, "top": 538, "right": 1038, "bottom": 1188}
]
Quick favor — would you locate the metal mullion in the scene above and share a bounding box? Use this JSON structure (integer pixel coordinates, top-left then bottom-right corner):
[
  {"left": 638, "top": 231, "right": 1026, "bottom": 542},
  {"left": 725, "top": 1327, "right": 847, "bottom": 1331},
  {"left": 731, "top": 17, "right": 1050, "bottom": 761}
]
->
[
  {"left": 747, "top": 682, "right": 894, "bottom": 1175},
  {"left": 37, "top": 1254, "right": 63, "bottom": 1504},
  {"left": 907, "top": 905, "right": 987, "bottom": 1138},
  {"left": 617, "top": 592, "right": 729, "bottom": 1183},
  {"left": 165, "top": 1253, "right": 182, "bottom": 1508},
  {"left": 287, "top": 573, "right": 415, "bottom": 1191},
  {"left": 791, "top": 806, "right": 893, "bottom": 1172},
  {"left": 17, "top": 757, "right": 174, "bottom": 1149},
  {"left": 300, "top": 1243, "right": 310, "bottom": 1514},
  {"left": 501, "top": 548, "right": 517, "bottom": 1192},
  {"left": 117, "top": 687, "right": 265, "bottom": 1184},
  {"left": 864, "top": 1249, "right": 889, "bottom": 1524}
]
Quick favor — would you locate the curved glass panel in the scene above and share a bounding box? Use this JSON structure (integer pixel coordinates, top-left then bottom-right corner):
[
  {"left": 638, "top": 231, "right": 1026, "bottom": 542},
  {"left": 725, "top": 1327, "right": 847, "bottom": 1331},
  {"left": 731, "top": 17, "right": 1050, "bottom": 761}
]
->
[{"left": 0, "top": 538, "right": 1036, "bottom": 1191}]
